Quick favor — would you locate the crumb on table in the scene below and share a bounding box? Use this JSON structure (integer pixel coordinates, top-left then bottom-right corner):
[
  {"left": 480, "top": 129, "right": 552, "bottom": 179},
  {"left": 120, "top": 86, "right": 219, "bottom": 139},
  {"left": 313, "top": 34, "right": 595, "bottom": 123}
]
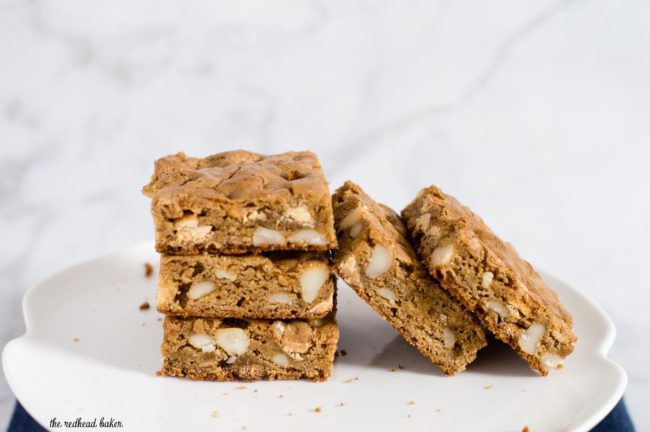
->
[
  {"left": 139, "top": 301, "right": 150, "bottom": 311},
  {"left": 521, "top": 427, "right": 529, "bottom": 432},
  {"left": 407, "top": 400, "right": 415, "bottom": 405},
  {"left": 144, "top": 262, "right": 154, "bottom": 278},
  {"left": 313, "top": 406, "right": 321, "bottom": 413},
  {"left": 398, "top": 363, "right": 405, "bottom": 369},
  {"left": 484, "top": 385, "right": 493, "bottom": 390},
  {"left": 73, "top": 337, "right": 79, "bottom": 342},
  {"left": 340, "top": 349, "right": 347, "bottom": 356}
]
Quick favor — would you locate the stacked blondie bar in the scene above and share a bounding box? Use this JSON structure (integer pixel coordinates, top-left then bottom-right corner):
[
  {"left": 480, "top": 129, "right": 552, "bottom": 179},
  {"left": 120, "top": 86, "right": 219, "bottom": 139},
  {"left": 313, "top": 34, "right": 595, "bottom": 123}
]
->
[{"left": 143, "top": 150, "right": 339, "bottom": 381}]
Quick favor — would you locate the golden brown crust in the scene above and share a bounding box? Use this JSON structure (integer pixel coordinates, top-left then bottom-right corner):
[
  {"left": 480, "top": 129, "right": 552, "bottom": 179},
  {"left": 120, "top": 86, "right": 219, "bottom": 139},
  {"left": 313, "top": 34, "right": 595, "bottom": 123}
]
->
[
  {"left": 143, "top": 151, "right": 337, "bottom": 254},
  {"left": 160, "top": 315, "right": 339, "bottom": 381},
  {"left": 332, "top": 181, "right": 486, "bottom": 375},
  {"left": 402, "top": 185, "right": 576, "bottom": 375}
]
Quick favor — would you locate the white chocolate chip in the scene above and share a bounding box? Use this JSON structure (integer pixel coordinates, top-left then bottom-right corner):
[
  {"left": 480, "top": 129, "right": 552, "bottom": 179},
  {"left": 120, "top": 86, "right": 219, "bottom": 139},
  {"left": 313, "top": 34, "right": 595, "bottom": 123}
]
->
[
  {"left": 288, "top": 229, "right": 327, "bottom": 246},
  {"left": 542, "top": 352, "right": 563, "bottom": 369},
  {"left": 300, "top": 265, "right": 330, "bottom": 303},
  {"left": 267, "top": 293, "right": 292, "bottom": 305},
  {"left": 282, "top": 206, "right": 315, "bottom": 227},
  {"left": 214, "top": 269, "right": 236, "bottom": 281},
  {"left": 340, "top": 206, "right": 366, "bottom": 229},
  {"left": 308, "top": 295, "right": 333, "bottom": 314},
  {"left": 376, "top": 288, "right": 397, "bottom": 306},
  {"left": 443, "top": 327, "right": 456, "bottom": 349},
  {"left": 242, "top": 209, "right": 266, "bottom": 224},
  {"left": 519, "top": 322, "right": 546, "bottom": 355},
  {"left": 365, "top": 245, "right": 392, "bottom": 278},
  {"left": 270, "top": 321, "right": 286, "bottom": 340},
  {"left": 482, "top": 272, "right": 494, "bottom": 289},
  {"left": 467, "top": 237, "right": 482, "bottom": 255},
  {"left": 283, "top": 323, "right": 313, "bottom": 353},
  {"left": 309, "top": 318, "right": 325, "bottom": 327},
  {"left": 272, "top": 353, "right": 290, "bottom": 367},
  {"left": 188, "top": 334, "right": 216, "bottom": 353},
  {"left": 430, "top": 244, "right": 454, "bottom": 267},
  {"left": 226, "top": 356, "right": 237, "bottom": 364},
  {"left": 174, "top": 215, "right": 212, "bottom": 242},
  {"left": 337, "top": 256, "right": 361, "bottom": 287},
  {"left": 349, "top": 223, "right": 362, "bottom": 238},
  {"left": 215, "top": 328, "right": 250, "bottom": 356},
  {"left": 486, "top": 300, "right": 509, "bottom": 317},
  {"left": 187, "top": 281, "right": 216, "bottom": 300},
  {"left": 253, "top": 227, "right": 286, "bottom": 246}
]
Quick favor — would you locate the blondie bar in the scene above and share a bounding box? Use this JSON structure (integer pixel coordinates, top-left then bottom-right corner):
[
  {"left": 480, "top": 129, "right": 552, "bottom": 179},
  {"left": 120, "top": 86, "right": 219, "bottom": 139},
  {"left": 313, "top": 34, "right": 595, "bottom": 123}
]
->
[
  {"left": 402, "top": 186, "right": 576, "bottom": 375},
  {"left": 143, "top": 151, "right": 337, "bottom": 255},
  {"left": 332, "top": 182, "right": 486, "bottom": 375},
  {"left": 160, "top": 314, "right": 339, "bottom": 381},
  {"left": 157, "top": 253, "right": 334, "bottom": 319}
]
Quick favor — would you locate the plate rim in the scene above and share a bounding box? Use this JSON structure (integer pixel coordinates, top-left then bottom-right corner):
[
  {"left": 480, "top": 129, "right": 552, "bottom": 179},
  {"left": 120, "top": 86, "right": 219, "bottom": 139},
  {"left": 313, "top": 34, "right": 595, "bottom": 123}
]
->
[{"left": 2, "top": 242, "right": 628, "bottom": 431}]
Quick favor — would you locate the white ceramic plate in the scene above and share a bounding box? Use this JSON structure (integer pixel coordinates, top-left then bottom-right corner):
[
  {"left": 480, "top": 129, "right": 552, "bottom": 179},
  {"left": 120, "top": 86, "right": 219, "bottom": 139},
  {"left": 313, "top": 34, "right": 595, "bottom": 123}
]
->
[{"left": 3, "top": 243, "right": 626, "bottom": 432}]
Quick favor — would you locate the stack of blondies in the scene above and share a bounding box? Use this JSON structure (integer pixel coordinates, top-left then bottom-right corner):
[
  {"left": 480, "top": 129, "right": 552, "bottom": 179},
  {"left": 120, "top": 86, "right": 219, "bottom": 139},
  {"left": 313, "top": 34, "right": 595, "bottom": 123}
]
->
[{"left": 143, "top": 150, "right": 339, "bottom": 381}]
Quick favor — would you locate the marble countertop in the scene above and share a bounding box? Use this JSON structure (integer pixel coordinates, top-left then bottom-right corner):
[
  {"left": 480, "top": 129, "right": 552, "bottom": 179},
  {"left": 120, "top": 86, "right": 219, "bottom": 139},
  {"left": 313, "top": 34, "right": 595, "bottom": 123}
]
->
[{"left": 1, "top": 0, "right": 649, "bottom": 430}]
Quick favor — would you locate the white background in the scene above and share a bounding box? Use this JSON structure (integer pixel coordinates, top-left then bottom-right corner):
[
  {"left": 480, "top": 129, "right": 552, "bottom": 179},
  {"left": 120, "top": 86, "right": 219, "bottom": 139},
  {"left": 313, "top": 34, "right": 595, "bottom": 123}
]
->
[{"left": 1, "top": 0, "right": 649, "bottom": 430}]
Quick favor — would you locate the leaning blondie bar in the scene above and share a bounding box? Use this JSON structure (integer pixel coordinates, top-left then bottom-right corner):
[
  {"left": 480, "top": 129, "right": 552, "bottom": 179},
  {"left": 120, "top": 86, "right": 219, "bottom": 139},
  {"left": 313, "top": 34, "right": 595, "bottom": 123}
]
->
[
  {"left": 160, "top": 314, "right": 339, "bottom": 381},
  {"left": 157, "top": 253, "right": 334, "bottom": 319},
  {"left": 332, "top": 182, "right": 486, "bottom": 375},
  {"left": 143, "top": 151, "right": 337, "bottom": 255},
  {"left": 402, "top": 186, "right": 576, "bottom": 375}
]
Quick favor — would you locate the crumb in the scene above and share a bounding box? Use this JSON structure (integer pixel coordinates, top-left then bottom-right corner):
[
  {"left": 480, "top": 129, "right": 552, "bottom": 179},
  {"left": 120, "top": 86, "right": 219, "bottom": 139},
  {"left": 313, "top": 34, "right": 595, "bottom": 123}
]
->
[
  {"left": 144, "top": 262, "right": 154, "bottom": 278},
  {"left": 314, "top": 407, "right": 321, "bottom": 413},
  {"left": 407, "top": 414, "right": 412, "bottom": 418},
  {"left": 278, "top": 394, "right": 283, "bottom": 399},
  {"left": 287, "top": 413, "right": 293, "bottom": 417},
  {"left": 407, "top": 400, "right": 415, "bottom": 405},
  {"left": 558, "top": 364, "right": 564, "bottom": 370},
  {"left": 235, "top": 386, "right": 248, "bottom": 391},
  {"left": 484, "top": 385, "right": 493, "bottom": 390},
  {"left": 241, "top": 427, "right": 247, "bottom": 431},
  {"left": 398, "top": 363, "right": 405, "bottom": 369},
  {"left": 141, "top": 323, "right": 146, "bottom": 327},
  {"left": 139, "top": 301, "right": 150, "bottom": 311},
  {"left": 222, "top": 393, "right": 228, "bottom": 396},
  {"left": 338, "top": 402, "right": 345, "bottom": 407},
  {"left": 521, "top": 427, "right": 529, "bottom": 432},
  {"left": 341, "top": 349, "right": 347, "bottom": 356},
  {"left": 73, "top": 337, "right": 79, "bottom": 342},
  {"left": 253, "top": 389, "right": 258, "bottom": 393},
  {"left": 390, "top": 368, "right": 396, "bottom": 372},
  {"left": 156, "top": 317, "right": 163, "bottom": 322},
  {"left": 211, "top": 410, "right": 219, "bottom": 418}
]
